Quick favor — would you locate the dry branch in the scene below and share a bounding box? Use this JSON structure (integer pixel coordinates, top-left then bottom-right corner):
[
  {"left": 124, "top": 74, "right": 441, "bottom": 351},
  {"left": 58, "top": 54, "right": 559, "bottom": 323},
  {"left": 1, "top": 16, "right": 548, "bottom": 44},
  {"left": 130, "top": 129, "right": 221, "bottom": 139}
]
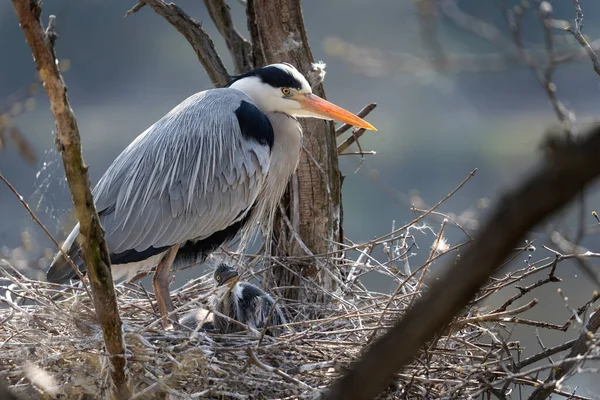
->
[
  {"left": 128, "top": 0, "right": 230, "bottom": 87},
  {"left": 9, "top": 1, "right": 129, "bottom": 398},
  {"left": 2, "top": 181, "right": 597, "bottom": 398},
  {"left": 566, "top": 0, "right": 600, "bottom": 76},
  {"left": 335, "top": 103, "right": 377, "bottom": 137},
  {"left": 203, "top": 0, "right": 253, "bottom": 74},
  {"left": 323, "top": 126, "right": 600, "bottom": 400},
  {"left": 337, "top": 103, "right": 377, "bottom": 155},
  {"left": 0, "top": 172, "right": 92, "bottom": 300},
  {"left": 529, "top": 309, "right": 600, "bottom": 400}
]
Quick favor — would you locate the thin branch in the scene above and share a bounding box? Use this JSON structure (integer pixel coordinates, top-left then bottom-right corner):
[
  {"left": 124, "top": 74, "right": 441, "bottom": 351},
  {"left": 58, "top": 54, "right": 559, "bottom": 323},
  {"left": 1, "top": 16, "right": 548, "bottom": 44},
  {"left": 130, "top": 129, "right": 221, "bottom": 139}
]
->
[
  {"left": 9, "top": 2, "right": 129, "bottom": 397},
  {"left": 502, "top": 0, "right": 571, "bottom": 132},
  {"left": 203, "top": 0, "right": 253, "bottom": 74},
  {"left": 492, "top": 259, "right": 561, "bottom": 314},
  {"left": 338, "top": 150, "right": 376, "bottom": 156},
  {"left": 565, "top": 0, "right": 600, "bottom": 76},
  {"left": 451, "top": 299, "right": 538, "bottom": 329},
  {"left": 0, "top": 172, "right": 92, "bottom": 300},
  {"left": 128, "top": 0, "right": 230, "bottom": 87},
  {"left": 529, "top": 310, "right": 600, "bottom": 400},
  {"left": 335, "top": 103, "right": 377, "bottom": 137},
  {"left": 337, "top": 128, "right": 371, "bottom": 155},
  {"left": 246, "top": 348, "right": 313, "bottom": 390},
  {"left": 125, "top": 1, "right": 145, "bottom": 16},
  {"left": 512, "top": 339, "right": 577, "bottom": 372}
]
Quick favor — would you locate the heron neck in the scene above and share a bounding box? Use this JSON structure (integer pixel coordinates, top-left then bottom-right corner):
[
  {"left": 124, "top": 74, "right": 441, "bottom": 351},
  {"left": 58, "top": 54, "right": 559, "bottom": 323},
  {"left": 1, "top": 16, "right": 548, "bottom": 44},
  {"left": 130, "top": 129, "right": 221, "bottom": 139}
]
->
[{"left": 238, "top": 112, "right": 302, "bottom": 248}]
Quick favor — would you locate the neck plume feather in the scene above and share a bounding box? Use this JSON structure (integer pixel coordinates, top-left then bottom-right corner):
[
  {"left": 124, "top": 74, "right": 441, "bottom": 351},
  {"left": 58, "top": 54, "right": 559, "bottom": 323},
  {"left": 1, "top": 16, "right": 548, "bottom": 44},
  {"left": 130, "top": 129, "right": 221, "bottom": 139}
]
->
[{"left": 237, "top": 112, "right": 302, "bottom": 253}]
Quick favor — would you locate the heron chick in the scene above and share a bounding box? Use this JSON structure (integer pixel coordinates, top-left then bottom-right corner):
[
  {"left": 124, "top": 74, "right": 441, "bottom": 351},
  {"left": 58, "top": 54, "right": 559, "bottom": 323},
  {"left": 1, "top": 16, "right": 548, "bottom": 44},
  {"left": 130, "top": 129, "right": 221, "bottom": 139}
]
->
[
  {"left": 46, "top": 63, "right": 376, "bottom": 329},
  {"left": 212, "top": 263, "right": 286, "bottom": 336}
]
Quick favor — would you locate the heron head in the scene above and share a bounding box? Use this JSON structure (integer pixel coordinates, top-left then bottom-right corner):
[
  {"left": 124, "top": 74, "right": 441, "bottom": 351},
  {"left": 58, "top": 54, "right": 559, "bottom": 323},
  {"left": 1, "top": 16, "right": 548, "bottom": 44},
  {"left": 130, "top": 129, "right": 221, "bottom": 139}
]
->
[
  {"left": 229, "top": 63, "right": 376, "bottom": 131},
  {"left": 214, "top": 263, "right": 240, "bottom": 287}
]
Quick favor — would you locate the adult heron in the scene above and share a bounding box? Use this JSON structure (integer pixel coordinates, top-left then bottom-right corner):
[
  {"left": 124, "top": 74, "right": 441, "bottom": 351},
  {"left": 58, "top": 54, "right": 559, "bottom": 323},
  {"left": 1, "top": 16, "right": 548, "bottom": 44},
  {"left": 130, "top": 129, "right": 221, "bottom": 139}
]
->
[
  {"left": 211, "top": 263, "right": 286, "bottom": 336},
  {"left": 47, "top": 63, "right": 376, "bottom": 327}
]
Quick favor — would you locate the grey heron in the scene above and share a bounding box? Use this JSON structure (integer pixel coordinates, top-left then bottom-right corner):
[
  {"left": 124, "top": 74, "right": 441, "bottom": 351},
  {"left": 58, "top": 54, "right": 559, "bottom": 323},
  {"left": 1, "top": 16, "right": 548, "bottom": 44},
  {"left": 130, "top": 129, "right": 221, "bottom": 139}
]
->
[
  {"left": 212, "top": 263, "right": 286, "bottom": 336},
  {"left": 46, "top": 63, "right": 376, "bottom": 328}
]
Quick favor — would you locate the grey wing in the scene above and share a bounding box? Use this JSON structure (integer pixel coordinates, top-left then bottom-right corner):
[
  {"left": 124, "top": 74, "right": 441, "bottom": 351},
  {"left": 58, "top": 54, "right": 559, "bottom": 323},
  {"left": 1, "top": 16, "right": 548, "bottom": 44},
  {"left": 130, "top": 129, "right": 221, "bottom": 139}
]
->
[{"left": 92, "top": 89, "right": 270, "bottom": 255}]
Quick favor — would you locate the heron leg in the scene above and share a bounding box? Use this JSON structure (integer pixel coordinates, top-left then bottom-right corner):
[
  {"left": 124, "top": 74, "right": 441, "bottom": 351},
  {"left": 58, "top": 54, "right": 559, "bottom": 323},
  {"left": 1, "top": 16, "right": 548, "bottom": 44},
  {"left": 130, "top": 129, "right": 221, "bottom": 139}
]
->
[{"left": 152, "top": 243, "right": 180, "bottom": 329}]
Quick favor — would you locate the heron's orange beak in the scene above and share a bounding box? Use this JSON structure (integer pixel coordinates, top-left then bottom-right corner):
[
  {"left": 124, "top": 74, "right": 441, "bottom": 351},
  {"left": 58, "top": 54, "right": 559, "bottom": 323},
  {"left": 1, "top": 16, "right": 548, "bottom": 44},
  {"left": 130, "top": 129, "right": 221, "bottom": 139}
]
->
[{"left": 297, "top": 93, "right": 377, "bottom": 131}]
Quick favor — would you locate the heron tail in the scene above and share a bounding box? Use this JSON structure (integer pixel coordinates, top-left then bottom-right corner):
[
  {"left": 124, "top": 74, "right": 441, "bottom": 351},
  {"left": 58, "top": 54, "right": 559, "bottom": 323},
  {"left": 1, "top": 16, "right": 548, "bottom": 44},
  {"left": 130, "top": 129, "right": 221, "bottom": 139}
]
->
[{"left": 46, "top": 223, "right": 86, "bottom": 283}]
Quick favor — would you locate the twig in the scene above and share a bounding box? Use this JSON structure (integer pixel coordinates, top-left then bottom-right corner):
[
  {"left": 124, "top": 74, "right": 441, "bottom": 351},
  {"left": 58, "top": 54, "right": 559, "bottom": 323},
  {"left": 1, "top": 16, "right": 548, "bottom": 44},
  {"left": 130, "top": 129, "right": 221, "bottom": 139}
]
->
[
  {"left": 0, "top": 172, "right": 92, "bottom": 300},
  {"left": 565, "top": 0, "right": 600, "bottom": 76},
  {"left": 9, "top": 2, "right": 129, "bottom": 397},
  {"left": 338, "top": 151, "right": 376, "bottom": 156},
  {"left": 408, "top": 220, "right": 447, "bottom": 309},
  {"left": 492, "top": 258, "right": 561, "bottom": 313},
  {"left": 451, "top": 299, "right": 538, "bottom": 329},
  {"left": 246, "top": 348, "right": 313, "bottom": 390},
  {"left": 128, "top": 0, "right": 230, "bottom": 87},
  {"left": 203, "top": 0, "right": 253, "bottom": 74},
  {"left": 512, "top": 339, "right": 577, "bottom": 372},
  {"left": 528, "top": 309, "right": 600, "bottom": 400},
  {"left": 125, "top": 1, "right": 144, "bottom": 15},
  {"left": 335, "top": 103, "right": 377, "bottom": 137},
  {"left": 337, "top": 128, "right": 371, "bottom": 155},
  {"left": 363, "top": 169, "right": 477, "bottom": 248},
  {"left": 551, "top": 231, "right": 600, "bottom": 288},
  {"left": 502, "top": 0, "right": 570, "bottom": 132}
]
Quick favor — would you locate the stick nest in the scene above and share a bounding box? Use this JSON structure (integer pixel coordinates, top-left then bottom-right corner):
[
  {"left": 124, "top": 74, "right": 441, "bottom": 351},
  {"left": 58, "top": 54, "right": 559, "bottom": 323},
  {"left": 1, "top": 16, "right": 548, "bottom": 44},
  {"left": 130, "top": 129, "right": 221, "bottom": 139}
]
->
[{"left": 0, "top": 228, "right": 595, "bottom": 399}]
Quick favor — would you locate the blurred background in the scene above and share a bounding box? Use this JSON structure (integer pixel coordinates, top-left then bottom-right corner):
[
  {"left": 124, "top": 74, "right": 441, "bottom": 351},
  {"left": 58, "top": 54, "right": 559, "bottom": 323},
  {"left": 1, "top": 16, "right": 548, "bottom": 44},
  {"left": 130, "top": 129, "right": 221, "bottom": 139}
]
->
[{"left": 3, "top": 0, "right": 600, "bottom": 396}]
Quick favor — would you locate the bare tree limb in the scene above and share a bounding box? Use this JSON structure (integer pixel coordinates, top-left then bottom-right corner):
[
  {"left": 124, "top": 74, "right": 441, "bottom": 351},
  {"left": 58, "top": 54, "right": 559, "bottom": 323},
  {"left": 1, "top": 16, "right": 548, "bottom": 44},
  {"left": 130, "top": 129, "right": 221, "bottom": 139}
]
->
[
  {"left": 203, "top": 0, "right": 253, "bottom": 74},
  {"left": 529, "top": 310, "right": 600, "bottom": 400},
  {"left": 566, "top": 0, "right": 600, "bottom": 76},
  {"left": 335, "top": 103, "right": 377, "bottom": 137},
  {"left": 513, "top": 339, "right": 577, "bottom": 372},
  {"left": 10, "top": 1, "right": 130, "bottom": 398},
  {"left": 128, "top": 0, "right": 231, "bottom": 87},
  {"left": 323, "top": 126, "right": 600, "bottom": 400},
  {"left": 0, "top": 172, "right": 92, "bottom": 300}
]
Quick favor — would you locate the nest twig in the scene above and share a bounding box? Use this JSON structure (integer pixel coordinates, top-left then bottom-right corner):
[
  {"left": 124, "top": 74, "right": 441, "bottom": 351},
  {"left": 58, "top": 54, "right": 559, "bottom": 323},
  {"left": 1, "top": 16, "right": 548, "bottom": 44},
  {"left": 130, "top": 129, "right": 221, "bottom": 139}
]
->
[{"left": 1, "top": 215, "right": 598, "bottom": 399}]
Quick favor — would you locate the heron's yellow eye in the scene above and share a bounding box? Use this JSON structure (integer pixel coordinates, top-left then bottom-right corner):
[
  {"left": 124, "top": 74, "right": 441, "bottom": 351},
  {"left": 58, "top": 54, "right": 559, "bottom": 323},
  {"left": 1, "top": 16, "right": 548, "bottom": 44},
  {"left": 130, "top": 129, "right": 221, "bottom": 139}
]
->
[
  {"left": 216, "top": 276, "right": 221, "bottom": 281},
  {"left": 281, "top": 88, "right": 291, "bottom": 96}
]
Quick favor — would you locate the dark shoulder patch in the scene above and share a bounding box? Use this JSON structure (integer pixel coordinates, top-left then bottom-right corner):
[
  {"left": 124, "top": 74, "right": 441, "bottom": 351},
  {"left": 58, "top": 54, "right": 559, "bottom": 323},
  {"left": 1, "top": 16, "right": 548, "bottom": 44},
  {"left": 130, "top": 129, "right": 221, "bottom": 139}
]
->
[
  {"left": 235, "top": 100, "right": 274, "bottom": 150},
  {"left": 229, "top": 66, "right": 302, "bottom": 90}
]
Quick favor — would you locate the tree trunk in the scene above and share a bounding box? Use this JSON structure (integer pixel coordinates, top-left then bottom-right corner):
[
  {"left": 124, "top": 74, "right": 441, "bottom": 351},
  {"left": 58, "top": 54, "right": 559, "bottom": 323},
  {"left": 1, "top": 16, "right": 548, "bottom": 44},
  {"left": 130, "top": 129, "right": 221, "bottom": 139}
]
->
[{"left": 248, "top": 0, "right": 342, "bottom": 303}]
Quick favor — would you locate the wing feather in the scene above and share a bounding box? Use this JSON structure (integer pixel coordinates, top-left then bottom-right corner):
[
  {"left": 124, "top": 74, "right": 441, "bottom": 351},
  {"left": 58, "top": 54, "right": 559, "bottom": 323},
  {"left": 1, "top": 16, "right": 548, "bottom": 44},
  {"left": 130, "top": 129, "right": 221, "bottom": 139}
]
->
[{"left": 93, "top": 89, "right": 270, "bottom": 255}]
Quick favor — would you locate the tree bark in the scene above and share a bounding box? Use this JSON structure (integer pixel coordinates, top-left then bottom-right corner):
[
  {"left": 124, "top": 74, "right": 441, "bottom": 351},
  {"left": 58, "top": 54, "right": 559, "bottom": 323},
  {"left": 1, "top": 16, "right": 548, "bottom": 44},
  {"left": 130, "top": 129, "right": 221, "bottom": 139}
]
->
[
  {"left": 248, "top": 0, "right": 343, "bottom": 302},
  {"left": 11, "top": 2, "right": 130, "bottom": 398}
]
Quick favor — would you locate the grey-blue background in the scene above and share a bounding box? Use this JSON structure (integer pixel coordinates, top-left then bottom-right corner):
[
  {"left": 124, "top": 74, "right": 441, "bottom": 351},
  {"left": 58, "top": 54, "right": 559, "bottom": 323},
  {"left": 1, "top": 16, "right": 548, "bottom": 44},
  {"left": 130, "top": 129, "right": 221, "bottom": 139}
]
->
[{"left": 2, "top": 1, "right": 600, "bottom": 397}]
